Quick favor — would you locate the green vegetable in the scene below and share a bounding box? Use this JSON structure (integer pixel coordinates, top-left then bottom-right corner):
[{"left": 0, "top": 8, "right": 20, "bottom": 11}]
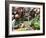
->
[{"left": 31, "top": 15, "right": 40, "bottom": 30}]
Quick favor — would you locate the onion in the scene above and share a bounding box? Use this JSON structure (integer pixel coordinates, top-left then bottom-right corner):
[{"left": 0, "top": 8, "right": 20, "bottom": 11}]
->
[{"left": 15, "top": 14, "right": 20, "bottom": 18}]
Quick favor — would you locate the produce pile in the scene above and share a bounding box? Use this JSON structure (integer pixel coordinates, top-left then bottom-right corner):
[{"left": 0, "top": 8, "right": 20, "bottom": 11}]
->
[{"left": 12, "top": 7, "right": 40, "bottom": 31}]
